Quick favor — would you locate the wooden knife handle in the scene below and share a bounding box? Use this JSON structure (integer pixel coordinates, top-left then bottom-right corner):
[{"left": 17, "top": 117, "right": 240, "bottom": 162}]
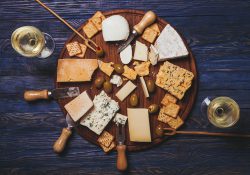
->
[
  {"left": 116, "top": 144, "right": 127, "bottom": 171},
  {"left": 24, "top": 90, "right": 49, "bottom": 101},
  {"left": 133, "top": 11, "right": 157, "bottom": 35},
  {"left": 53, "top": 128, "right": 72, "bottom": 154}
]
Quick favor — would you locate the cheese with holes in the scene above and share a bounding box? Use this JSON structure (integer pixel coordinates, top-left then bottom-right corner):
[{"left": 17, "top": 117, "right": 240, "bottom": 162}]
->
[
  {"left": 127, "top": 108, "right": 151, "bottom": 142},
  {"left": 115, "top": 81, "right": 136, "bottom": 101},
  {"left": 140, "top": 77, "right": 149, "bottom": 98},
  {"left": 80, "top": 91, "right": 119, "bottom": 135},
  {"left": 133, "top": 41, "right": 148, "bottom": 61},
  {"left": 64, "top": 91, "right": 93, "bottom": 122},
  {"left": 57, "top": 59, "right": 98, "bottom": 82},
  {"left": 155, "top": 24, "right": 188, "bottom": 61}
]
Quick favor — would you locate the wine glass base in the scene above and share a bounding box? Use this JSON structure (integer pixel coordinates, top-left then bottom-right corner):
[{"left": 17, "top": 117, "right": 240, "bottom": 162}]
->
[{"left": 38, "top": 33, "right": 55, "bottom": 58}]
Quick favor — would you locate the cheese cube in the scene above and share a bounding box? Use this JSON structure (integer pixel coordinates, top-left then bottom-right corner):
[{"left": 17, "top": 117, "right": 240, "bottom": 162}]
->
[
  {"left": 64, "top": 91, "right": 93, "bottom": 122},
  {"left": 133, "top": 41, "right": 148, "bottom": 61},
  {"left": 127, "top": 108, "right": 151, "bottom": 142}
]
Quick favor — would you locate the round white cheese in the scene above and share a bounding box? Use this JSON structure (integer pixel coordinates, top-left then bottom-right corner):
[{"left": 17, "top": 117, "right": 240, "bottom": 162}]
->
[
  {"left": 120, "top": 44, "right": 132, "bottom": 64},
  {"left": 102, "top": 15, "right": 130, "bottom": 42}
]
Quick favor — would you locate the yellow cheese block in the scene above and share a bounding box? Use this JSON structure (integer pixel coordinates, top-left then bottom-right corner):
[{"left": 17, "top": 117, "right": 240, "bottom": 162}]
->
[{"left": 127, "top": 108, "right": 151, "bottom": 142}]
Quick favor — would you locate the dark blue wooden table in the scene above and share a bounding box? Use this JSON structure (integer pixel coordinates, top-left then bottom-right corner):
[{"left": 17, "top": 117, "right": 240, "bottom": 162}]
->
[{"left": 1, "top": 0, "right": 250, "bottom": 174}]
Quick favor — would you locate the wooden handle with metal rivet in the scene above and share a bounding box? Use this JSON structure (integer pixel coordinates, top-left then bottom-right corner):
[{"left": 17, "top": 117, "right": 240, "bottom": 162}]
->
[
  {"left": 53, "top": 128, "right": 72, "bottom": 154},
  {"left": 24, "top": 90, "right": 49, "bottom": 101},
  {"left": 133, "top": 11, "right": 157, "bottom": 35},
  {"left": 116, "top": 144, "right": 127, "bottom": 171}
]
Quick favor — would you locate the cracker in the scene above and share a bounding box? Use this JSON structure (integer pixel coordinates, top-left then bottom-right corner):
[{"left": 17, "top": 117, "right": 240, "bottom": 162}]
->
[
  {"left": 163, "top": 103, "right": 180, "bottom": 118},
  {"left": 167, "top": 116, "right": 184, "bottom": 129},
  {"left": 83, "top": 21, "right": 98, "bottom": 38},
  {"left": 149, "top": 23, "right": 160, "bottom": 35},
  {"left": 98, "top": 60, "right": 114, "bottom": 76},
  {"left": 161, "top": 93, "right": 177, "bottom": 106},
  {"left": 142, "top": 27, "right": 158, "bottom": 43},
  {"left": 66, "top": 41, "right": 82, "bottom": 57},
  {"left": 122, "top": 65, "right": 137, "bottom": 80},
  {"left": 97, "top": 131, "right": 114, "bottom": 148},
  {"left": 90, "top": 11, "right": 105, "bottom": 31},
  {"left": 158, "top": 108, "right": 172, "bottom": 124},
  {"left": 100, "top": 141, "right": 116, "bottom": 153},
  {"left": 92, "top": 11, "right": 106, "bottom": 21},
  {"left": 76, "top": 44, "right": 87, "bottom": 58},
  {"left": 134, "top": 61, "right": 150, "bottom": 76}
]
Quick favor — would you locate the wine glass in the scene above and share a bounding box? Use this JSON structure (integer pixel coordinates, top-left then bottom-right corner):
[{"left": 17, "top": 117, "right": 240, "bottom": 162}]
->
[
  {"left": 11, "top": 26, "right": 55, "bottom": 58},
  {"left": 201, "top": 96, "right": 240, "bottom": 128}
]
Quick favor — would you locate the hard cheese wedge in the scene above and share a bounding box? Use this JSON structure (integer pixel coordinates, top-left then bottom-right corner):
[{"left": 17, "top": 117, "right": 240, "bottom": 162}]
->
[
  {"left": 127, "top": 108, "right": 151, "bottom": 142},
  {"left": 64, "top": 91, "right": 93, "bottom": 122},
  {"left": 57, "top": 59, "right": 98, "bottom": 82},
  {"left": 115, "top": 81, "right": 136, "bottom": 101},
  {"left": 155, "top": 24, "right": 188, "bottom": 61},
  {"left": 133, "top": 41, "right": 148, "bottom": 62}
]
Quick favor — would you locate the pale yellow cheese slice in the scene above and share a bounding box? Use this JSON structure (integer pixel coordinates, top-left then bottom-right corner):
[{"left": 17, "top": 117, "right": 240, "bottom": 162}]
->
[
  {"left": 127, "top": 108, "right": 151, "bottom": 142},
  {"left": 115, "top": 81, "right": 136, "bottom": 101},
  {"left": 64, "top": 91, "right": 93, "bottom": 122}
]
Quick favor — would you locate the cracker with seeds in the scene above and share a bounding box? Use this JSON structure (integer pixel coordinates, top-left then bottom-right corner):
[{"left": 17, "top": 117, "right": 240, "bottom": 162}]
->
[
  {"left": 163, "top": 103, "right": 180, "bottom": 118},
  {"left": 66, "top": 41, "right": 82, "bottom": 57},
  {"left": 97, "top": 131, "right": 114, "bottom": 148},
  {"left": 161, "top": 93, "right": 177, "bottom": 106},
  {"left": 83, "top": 21, "right": 98, "bottom": 38},
  {"left": 142, "top": 27, "right": 158, "bottom": 43},
  {"left": 167, "top": 116, "right": 184, "bottom": 129},
  {"left": 76, "top": 43, "right": 87, "bottom": 58},
  {"left": 100, "top": 141, "right": 116, "bottom": 153},
  {"left": 90, "top": 11, "right": 106, "bottom": 31},
  {"left": 158, "top": 108, "right": 172, "bottom": 123}
]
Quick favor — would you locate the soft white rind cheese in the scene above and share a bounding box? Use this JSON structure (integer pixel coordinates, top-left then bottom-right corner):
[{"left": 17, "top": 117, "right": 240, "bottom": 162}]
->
[
  {"left": 80, "top": 91, "right": 119, "bottom": 135},
  {"left": 102, "top": 15, "right": 130, "bottom": 42},
  {"left": 155, "top": 24, "right": 188, "bottom": 61},
  {"left": 120, "top": 44, "right": 132, "bottom": 64}
]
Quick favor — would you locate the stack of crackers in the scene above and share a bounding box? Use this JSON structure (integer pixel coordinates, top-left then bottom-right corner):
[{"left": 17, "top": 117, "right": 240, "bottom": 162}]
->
[
  {"left": 83, "top": 11, "right": 106, "bottom": 38},
  {"left": 97, "top": 131, "right": 116, "bottom": 153},
  {"left": 66, "top": 41, "right": 87, "bottom": 58},
  {"left": 158, "top": 93, "right": 184, "bottom": 129},
  {"left": 156, "top": 61, "right": 194, "bottom": 100}
]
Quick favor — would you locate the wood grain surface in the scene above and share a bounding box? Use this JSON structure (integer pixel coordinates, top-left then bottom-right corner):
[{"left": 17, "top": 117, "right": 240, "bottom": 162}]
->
[
  {"left": 1, "top": 0, "right": 250, "bottom": 174},
  {"left": 56, "top": 9, "right": 198, "bottom": 151}
]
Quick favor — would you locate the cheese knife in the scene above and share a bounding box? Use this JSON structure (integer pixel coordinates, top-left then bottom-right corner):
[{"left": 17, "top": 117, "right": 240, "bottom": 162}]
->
[
  {"left": 117, "top": 11, "right": 157, "bottom": 53},
  {"left": 24, "top": 87, "right": 80, "bottom": 101},
  {"left": 53, "top": 113, "right": 76, "bottom": 154},
  {"left": 116, "top": 123, "right": 127, "bottom": 171}
]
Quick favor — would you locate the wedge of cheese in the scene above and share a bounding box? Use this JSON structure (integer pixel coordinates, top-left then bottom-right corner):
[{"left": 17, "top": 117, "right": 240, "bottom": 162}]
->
[
  {"left": 133, "top": 41, "right": 148, "bottom": 62},
  {"left": 127, "top": 108, "right": 151, "bottom": 142},
  {"left": 154, "top": 24, "right": 188, "bottom": 61},
  {"left": 57, "top": 59, "right": 98, "bottom": 82},
  {"left": 64, "top": 91, "right": 93, "bottom": 122}
]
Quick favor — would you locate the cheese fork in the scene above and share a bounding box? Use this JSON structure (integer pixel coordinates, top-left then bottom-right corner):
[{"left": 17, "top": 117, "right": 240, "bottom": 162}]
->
[{"left": 116, "top": 123, "right": 127, "bottom": 171}]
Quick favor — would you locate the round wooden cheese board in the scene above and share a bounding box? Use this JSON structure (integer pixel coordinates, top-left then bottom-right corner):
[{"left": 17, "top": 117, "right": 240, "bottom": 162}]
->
[{"left": 56, "top": 9, "right": 198, "bottom": 152}]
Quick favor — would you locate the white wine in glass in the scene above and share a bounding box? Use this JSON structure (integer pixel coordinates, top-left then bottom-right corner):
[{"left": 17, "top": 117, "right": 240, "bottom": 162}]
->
[
  {"left": 201, "top": 96, "right": 240, "bottom": 128},
  {"left": 11, "top": 26, "right": 55, "bottom": 58}
]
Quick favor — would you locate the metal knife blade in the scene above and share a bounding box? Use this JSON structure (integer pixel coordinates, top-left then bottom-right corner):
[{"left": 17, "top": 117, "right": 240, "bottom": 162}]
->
[
  {"left": 116, "top": 124, "right": 125, "bottom": 145},
  {"left": 50, "top": 87, "right": 80, "bottom": 99},
  {"left": 117, "top": 30, "right": 138, "bottom": 53},
  {"left": 66, "top": 113, "right": 76, "bottom": 129}
]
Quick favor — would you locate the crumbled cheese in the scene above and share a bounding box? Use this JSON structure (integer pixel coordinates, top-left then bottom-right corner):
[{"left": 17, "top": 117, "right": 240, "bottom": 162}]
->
[{"left": 110, "top": 75, "right": 123, "bottom": 87}]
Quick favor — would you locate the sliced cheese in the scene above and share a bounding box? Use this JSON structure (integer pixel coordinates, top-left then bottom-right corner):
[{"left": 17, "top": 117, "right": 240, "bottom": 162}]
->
[
  {"left": 57, "top": 59, "right": 98, "bottom": 82},
  {"left": 127, "top": 108, "right": 151, "bottom": 142},
  {"left": 102, "top": 15, "right": 130, "bottom": 41},
  {"left": 64, "top": 91, "right": 93, "bottom": 122},
  {"left": 133, "top": 41, "right": 148, "bottom": 61},
  {"left": 140, "top": 77, "right": 149, "bottom": 98},
  {"left": 154, "top": 24, "right": 188, "bottom": 61},
  {"left": 148, "top": 45, "right": 159, "bottom": 66},
  {"left": 115, "top": 80, "right": 136, "bottom": 101},
  {"left": 120, "top": 44, "right": 132, "bottom": 64}
]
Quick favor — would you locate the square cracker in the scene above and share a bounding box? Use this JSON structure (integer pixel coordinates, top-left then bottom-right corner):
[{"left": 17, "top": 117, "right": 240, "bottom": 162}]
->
[
  {"left": 149, "top": 23, "right": 160, "bottom": 35},
  {"left": 161, "top": 93, "right": 177, "bottom": 106},
  {"left": 76, "top": 43, "right": 87, "bottom": 58},
  {"left": 100, "top": 141, "right": 116, "bottom": 153},
  {"left": 167, "top": 116, "right": 184, "bottom": 129},
  {"left": 142, "top": 27, "right": 158, "bottom": 43},
  {"left": 90, "top": 11, "right": 106, "bottom": 31},
  {"left": 97, "top": 131, "right": 114, "bottom": 148},
  {"left": 66, "top": 41, "right": 81, "bottom": 57},
  {"left": 83, "top": 21, "right": 98, "bottom": 38},
  {"left": 158, "top": 108, "right": 172, "bottom": 124},
  {"left": 92, "top": 11, "right": 106, "bottom": 21},
  {"left": 163, "top": 103, "right": 180, "bottom": 118}
]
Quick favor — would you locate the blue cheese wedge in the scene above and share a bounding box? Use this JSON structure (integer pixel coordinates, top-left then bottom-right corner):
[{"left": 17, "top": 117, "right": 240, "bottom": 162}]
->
[
  {"left": 113, "top": 113, "right": 128, "bottom": 125},
  {"left": 80, "top": 91, "right": 119, "bottom": 135},
  {"left": 154, "top": 24, "right": 188, "bottom": 61}
]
